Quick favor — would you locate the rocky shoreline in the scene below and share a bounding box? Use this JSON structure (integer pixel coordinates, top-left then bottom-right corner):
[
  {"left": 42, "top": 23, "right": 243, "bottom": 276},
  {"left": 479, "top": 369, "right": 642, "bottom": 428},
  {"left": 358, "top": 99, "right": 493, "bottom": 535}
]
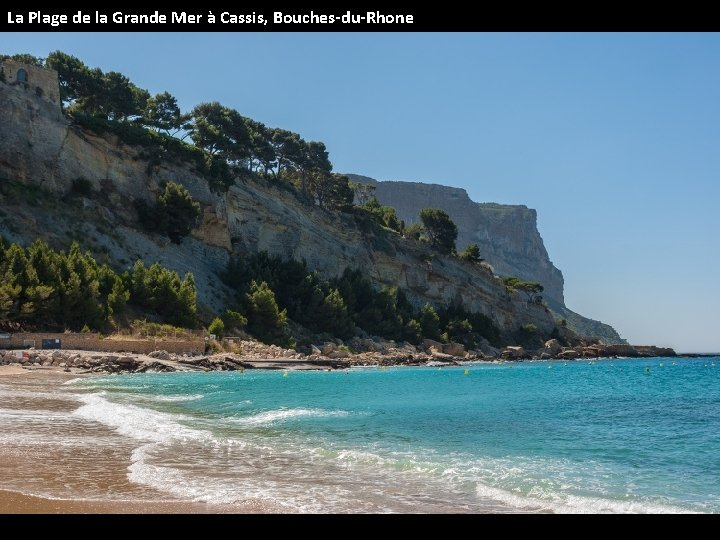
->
[{"left": 1, "top": 338, "right": 679, "bottom": 375}]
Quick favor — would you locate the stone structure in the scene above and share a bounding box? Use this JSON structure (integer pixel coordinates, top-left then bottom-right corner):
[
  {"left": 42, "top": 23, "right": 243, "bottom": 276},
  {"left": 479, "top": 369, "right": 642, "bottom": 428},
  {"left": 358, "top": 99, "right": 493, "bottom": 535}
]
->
[{"left": 0, "top": 59, "right": 61, "bottom": 107}]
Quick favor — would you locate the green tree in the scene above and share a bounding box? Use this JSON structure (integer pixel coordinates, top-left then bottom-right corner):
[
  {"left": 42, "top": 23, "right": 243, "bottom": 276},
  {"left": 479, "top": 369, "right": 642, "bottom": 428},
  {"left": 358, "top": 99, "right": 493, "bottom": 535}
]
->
[
  {"left": 404, "top": 222, "right": 424, "bottom": 241},
  {"left": 502, "top": 276, "right": 544, "bottom": 303},
  {"left": 1, "top": 53, "right": 44, "bottom": 66},
  {"left": 311, "top": 288, "right": 355, "bottom": 339},
  {"left": 190, "top": 102, "right": 251, "bottom": 164},
  {"left": 419, "top": 303, "right": 442, "bottom": 340},
  {"left": 156, "top": 182, "right": 201, "bottom": 244},
  {"left": 143, "top": 91, "right": 191, "bottom": 137},
  {"left": 419, "top": 208, "right": 457, "bottom": 254},
  {"left": 101, "top": 71, "right": 148, "bottom": 120},
  {"left": 360, "top": 198, "right": 401, "bottom": 231},
  {"left": 459, "top": 243, "right": 483, "bottom": 263},
  {"left": 208, "top": 317, "right": 225, "bottom": 339},
  {"left": 106, "top": 276, "right": 129, "bottom": 318},
  {"left": 246, "top": 281, "right": 288, "bottom": 342},
  {"left": 46, "top": 51, "right": 89, "bottom": 106},
  {"left": 222, "top": 309, "right": 248, "bottom": 332}
]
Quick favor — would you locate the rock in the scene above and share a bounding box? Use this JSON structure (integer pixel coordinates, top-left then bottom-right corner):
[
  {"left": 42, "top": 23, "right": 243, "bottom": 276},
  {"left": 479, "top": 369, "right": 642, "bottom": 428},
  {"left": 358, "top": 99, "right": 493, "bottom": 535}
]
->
[
  {"left": 540, "top": 353, "right": 552, "bottom": 360},
  {"left": 442, "top": 343, "right": 466, "bottom": 357},
  {"left": 328, "top": 350, "right": 350, "bottom": 359},
  {"left": 500, "top": 346, "right": 529, "bottom": 360},
  {"left": 149, "top": 350, "right": 171, "bottom": 361},
  {"left": 544, "top": 339, "right": 562, "bottom": 356},
  {"left": 558, "top": 348, "right": 580, "bottom": 359},
  {"left": 59, "top": 362, "right": 67, "bottom": 367},
  {"left": 476, "top": 338, "right": 501, "bottom": 358},
  {"left": 423, "top": 339, "right": 444, "bottom": 351},
  {"left": 431, "top": 351, "right": 454, "bottom": 360},
  {"left": 320, "top": 343, "right": 337, "bottom": 356}
]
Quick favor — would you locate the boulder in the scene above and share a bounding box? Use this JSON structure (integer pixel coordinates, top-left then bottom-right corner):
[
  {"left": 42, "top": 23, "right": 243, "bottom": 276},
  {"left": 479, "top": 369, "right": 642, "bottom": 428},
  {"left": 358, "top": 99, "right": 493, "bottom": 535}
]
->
[
  {"left": 423, "top": 339, "right": 444, "bottom": 351},
  {"left": 149, "top": 350, "right": 171, "bottom": 361},
  {"left": 474, "top": 338, "right": 500, "bottom": 358},
  {"left": 442, "top": 343, "right": 466, "bottom": 357},
  {"left": 320, "top": 343, "right": 337, "bottom": 356},
  {"left": 540, "top": 352, "right": 552, "bottom": 360},
  {"left": 500, "top": 346, "right": 529, "bottom": 360},
  {"left": 543, "top": 339, "right": 562, "bottom": 356},
  {"left": 328, "top": 350, "right": 350, "bottom": 359},
  {"left": 558, "top": 348, "right": 580, "bottom": 359}
]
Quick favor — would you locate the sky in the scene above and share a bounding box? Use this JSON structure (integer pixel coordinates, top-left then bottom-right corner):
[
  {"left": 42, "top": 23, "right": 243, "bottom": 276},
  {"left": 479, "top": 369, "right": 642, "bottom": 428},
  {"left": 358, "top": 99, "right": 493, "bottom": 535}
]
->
[{"left": 1, "top": 32, "right": 718, "bottom": 352}]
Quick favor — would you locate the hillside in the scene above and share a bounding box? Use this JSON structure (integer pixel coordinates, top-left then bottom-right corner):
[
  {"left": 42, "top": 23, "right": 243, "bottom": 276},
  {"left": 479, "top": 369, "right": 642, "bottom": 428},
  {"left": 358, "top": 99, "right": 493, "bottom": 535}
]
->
[
  {"left": 0, "top": 55, "right": 617, "bottom": 347},
  {"left": 346, "top": 175, "right": 624, "bottom": 344}
]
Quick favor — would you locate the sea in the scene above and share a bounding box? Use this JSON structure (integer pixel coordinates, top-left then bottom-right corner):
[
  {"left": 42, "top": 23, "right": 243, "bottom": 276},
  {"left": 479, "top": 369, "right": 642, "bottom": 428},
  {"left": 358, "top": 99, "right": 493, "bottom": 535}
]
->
[{"left": 2, "top": 358, "right": 719, "bottom": 513}]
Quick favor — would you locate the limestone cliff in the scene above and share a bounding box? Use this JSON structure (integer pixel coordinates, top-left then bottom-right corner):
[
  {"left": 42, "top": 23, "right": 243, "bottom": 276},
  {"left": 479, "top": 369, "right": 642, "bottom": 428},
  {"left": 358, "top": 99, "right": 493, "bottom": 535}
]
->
[
  {"left": 347, "top": 175, "right": 625, "bottom": 344},
  {"left": 0, "top": 76, "right": 562, "bottom": 340}
]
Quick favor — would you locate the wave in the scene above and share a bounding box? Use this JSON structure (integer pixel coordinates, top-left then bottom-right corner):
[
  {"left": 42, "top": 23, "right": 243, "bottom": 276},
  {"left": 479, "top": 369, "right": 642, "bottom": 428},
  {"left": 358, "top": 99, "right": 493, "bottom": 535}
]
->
[
  {"left": 472, "top": 480, "right": 693, "bottom": 514},
  {"left": 229, "top": 408, "right": 350, "bottom": 427},
  {"left": 134, "top": 393, "right": 204, "bottom": 403},
  {"left": 68, "top": 391, "right": 703, "bottom": 513},
  {"left": 73, "top": 392, "right": 213, "bottom": 444}
]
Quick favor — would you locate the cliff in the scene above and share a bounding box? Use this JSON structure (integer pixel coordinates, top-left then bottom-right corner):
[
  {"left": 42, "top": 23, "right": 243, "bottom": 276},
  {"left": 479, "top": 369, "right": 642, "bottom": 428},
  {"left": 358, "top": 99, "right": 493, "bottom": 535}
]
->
[
  {"left": 0, "top": 74, "right": 561, "bottom": 341},
  {"left": 347, "top": 175, "right": 625, "bottom": 344}
]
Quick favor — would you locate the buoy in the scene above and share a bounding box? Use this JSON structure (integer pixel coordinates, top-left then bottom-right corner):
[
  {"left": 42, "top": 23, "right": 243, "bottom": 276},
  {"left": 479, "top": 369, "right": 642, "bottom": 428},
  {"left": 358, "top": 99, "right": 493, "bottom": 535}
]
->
[
  {"left": 659, "top": 363, "right": 664, "bottom": 368},
  {"left": 283, "top": 371, "right": 289, "bottom": 377},
  {"left": 548, "top": 365, "right": 553, "bottom": 369},
  {"left": 464, "top": 368, "right": 470, "bottom": 376}
]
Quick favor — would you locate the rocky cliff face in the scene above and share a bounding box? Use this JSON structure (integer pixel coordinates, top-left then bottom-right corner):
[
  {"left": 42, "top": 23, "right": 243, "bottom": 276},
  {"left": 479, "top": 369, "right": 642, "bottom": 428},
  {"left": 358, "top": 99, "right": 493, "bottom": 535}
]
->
[
  {"left": 0, "top": 79, "right": 562, "bottom": 340},
  {"left": 347, "top": 175, "right": 625, "bottom": 344}
]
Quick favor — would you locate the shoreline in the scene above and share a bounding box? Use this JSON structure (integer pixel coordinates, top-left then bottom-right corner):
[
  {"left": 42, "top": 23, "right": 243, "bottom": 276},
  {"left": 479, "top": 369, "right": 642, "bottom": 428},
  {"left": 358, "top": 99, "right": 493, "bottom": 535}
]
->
[
  {"left": 0, "top": 489, "right": 266, "bottom": 514},
  {"left": 2, "top": 339, "right": 709, "bottom": 377},
  {"left": 0, "top": 369, "right": 284, "bottom": 514}
]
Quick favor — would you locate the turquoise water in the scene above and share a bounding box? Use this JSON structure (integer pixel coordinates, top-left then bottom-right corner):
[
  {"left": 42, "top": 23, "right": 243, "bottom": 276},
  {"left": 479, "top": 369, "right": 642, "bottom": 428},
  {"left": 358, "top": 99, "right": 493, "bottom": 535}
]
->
[{"left": 74, "top": 358, "right": 720, "bottom": 513}]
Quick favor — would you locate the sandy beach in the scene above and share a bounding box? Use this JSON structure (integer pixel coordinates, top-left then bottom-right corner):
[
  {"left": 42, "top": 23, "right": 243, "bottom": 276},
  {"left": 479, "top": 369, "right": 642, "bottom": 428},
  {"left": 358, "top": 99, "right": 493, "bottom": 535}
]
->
[{"left": 0, "top": 366, "right": 280, "bottom": 514}]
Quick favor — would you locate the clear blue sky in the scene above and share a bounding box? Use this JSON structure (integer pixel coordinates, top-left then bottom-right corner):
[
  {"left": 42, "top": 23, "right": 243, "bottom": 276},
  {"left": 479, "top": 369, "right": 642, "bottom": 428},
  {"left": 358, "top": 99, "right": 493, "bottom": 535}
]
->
[{"left": 2, "top": 33, "right": 719, "bottom": 352}]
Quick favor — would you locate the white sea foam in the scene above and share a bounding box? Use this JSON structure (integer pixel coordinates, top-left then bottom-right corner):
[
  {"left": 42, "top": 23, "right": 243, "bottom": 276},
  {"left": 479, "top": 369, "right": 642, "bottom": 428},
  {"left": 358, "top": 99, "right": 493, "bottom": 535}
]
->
[
  {"left": 229, "top": 408, "right": 349, "bottom": 426},
  {"left": 472, "top": 479, "right": 694, "bottom": 514},
  {"left": 73, "top": 392, "right": 211, "bottom": 444},
  {"left": 135, "top": 393, "right": 204, "bottom": 403}
]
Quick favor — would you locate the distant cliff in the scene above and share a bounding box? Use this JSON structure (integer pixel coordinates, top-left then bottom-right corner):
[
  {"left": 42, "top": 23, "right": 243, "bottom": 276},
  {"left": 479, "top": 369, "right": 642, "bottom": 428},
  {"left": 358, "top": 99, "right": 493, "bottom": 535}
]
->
[{"left": 347, "top": 175, "right": 625, "bottom": 344}]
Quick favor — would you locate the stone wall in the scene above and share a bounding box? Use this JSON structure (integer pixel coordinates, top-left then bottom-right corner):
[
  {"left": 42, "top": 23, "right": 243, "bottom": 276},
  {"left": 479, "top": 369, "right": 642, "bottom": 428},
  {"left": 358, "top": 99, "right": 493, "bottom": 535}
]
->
[
  {"left": 1, "top": 333, "right": 205, "bottom": 355},
  {"left": 0, "top": 60, "right": 61, "bottom": 107}
]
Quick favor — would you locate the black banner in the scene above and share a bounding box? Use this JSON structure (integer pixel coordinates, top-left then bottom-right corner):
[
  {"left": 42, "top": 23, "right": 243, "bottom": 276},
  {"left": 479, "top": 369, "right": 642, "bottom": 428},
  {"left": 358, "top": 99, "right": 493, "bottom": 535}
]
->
[{"left": 0, "top": 7, "right": 716, "bottom": 32}]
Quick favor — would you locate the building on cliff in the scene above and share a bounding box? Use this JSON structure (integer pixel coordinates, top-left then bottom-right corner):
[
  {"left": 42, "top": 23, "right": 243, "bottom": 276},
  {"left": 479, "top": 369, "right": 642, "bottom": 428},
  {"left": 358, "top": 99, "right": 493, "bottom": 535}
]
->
[{"left": 0, "top": 59, "right": 60, "bottom": 108}]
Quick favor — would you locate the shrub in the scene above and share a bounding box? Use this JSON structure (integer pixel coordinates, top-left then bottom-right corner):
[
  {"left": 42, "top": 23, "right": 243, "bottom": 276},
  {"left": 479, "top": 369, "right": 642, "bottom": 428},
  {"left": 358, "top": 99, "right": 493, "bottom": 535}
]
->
[{"left": 208, "top": 317, "right": 225, "bottom": 339}]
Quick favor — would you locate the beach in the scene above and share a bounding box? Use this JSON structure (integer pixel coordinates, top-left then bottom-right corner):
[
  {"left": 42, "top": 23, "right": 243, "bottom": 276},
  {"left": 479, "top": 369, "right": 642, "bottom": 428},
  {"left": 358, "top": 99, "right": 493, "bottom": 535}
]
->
[
  {"left": 1, "top": 359, "right": 717, "bottom": 513},
  {"left": 0, "top": 366, "right": 280, "bottom": 513}
]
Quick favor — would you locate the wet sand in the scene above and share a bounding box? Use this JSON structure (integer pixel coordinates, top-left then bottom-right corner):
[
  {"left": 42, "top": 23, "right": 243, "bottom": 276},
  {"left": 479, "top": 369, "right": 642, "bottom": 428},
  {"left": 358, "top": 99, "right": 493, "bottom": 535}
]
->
[
  {"left": 0, "top": 489, "right": 262, "bottom": 514},
  {"left": 0, "top": 367, "right": 279, "bottom": 514}
]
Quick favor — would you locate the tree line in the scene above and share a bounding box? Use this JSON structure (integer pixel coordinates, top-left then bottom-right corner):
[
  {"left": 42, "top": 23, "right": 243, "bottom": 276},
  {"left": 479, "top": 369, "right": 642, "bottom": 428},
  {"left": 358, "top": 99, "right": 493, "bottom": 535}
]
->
[
  {"left": 222, "top": 252, "right": 501, "bottom": 348},
  {"left": 0, "top": 239, "right": 197, "bottom": 332},
  {"left": 1, "top": 51, "right": 354, "bottom": 209}
]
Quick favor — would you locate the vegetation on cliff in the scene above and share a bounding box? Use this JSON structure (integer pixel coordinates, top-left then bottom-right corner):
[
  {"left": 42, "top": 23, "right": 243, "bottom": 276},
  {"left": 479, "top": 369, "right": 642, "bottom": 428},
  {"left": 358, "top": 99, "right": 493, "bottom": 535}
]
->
[
  {"left": 0, "top": 238, "right": 197, "bottom": 332},
  {"left": 223, "top": 252, "right": 501, "bottom": 348}
]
